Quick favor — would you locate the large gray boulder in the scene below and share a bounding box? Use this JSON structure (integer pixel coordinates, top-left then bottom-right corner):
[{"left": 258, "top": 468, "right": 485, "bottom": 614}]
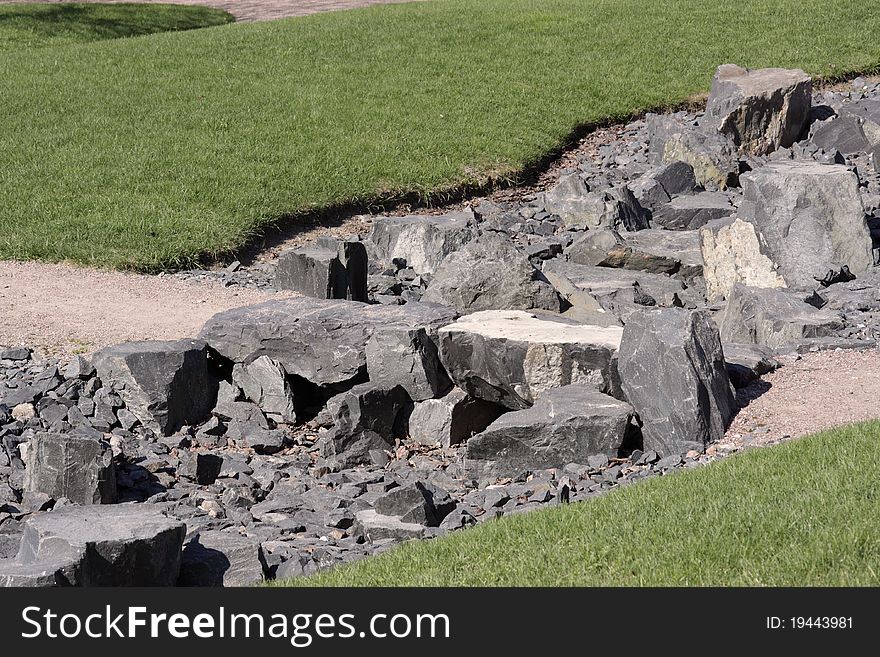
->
[
  {"left": 178, "top": 531, "right": 265, "bottom": 587},
  {"left": 318, "top": 383, "right": 411, "bottom": 468},
  {"left": 739, "top": 162, "right": 873, "bottom": 290},
  {"left": 718, "top": 284, "right": 844, "bottom": 348},
  {"left": 367, "top": 210, "right": 477, "bottom": 275},
  {"left": 407, "top": 387, "right": 505, "bottom": 447},
  {"left": 275, "top": 239, "right": 368, "bottom": 302},
  {"left": 0, "top": 504, "right": 185, "bottom": 587},
  {"left": 93, "top": 339, "right": 218, "bottom": 436},
  {"left": 438, "top": 310, "right": 623, "bottom": 410},
  {"left": 25, "top": 433, "right": 116, "bottom": 505},
  {"left": 545, "top": 176, "right": 650, "bottom": 231},
  {"left": 365, "top": 326, "right": 451, "bottom": 401},
  {"left": 699, "top": 217, "right": 787, "bottom": 301},
  {"left": 421, "top": 232, "right": 564, "bottom": 313},
  {"left": 200, "top": 298, "right": 457, "bottom": 387},
  {"left": 647, "top": 114, "right": 740, "bottom": 189},
  {"left": 465, "top": 385, "right": 633, "bottom": 479},
  {"left": 617, "top": 309, "right": 736, "bottom": 456},
  {"left": 703, "top": 64, "right": 812, "bottom": 155},
  {"left": 231, "top": 356, "right": 297, "bottom": 424}
]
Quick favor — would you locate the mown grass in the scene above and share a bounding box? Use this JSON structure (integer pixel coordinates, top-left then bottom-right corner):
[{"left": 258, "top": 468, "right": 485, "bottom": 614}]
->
[
  {"left": 278, "top": 422, "right": 880, "bottom": 586},
  {"left": 0, "top": 3, "right": 232, "bottom": 51},
  {"left": 2, "top": 1, "right": 880, "bottom": 269}
]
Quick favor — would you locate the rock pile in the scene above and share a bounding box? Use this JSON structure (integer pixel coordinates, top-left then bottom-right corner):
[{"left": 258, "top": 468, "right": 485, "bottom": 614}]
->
[{"left": 3, "top": 66, "right": 880, "bottom": 586}]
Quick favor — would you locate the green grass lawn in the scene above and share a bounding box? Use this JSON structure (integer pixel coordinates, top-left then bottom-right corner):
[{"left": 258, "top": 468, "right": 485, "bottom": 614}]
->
[
  {"left": 2, "top": 1, "right": 880, "bottom": 269},
  {"left": 279, "top": 421, "right": 880, "bottom": 586},
  {"left": 0, "top": 3, "right": 232, "bottom": 51}
]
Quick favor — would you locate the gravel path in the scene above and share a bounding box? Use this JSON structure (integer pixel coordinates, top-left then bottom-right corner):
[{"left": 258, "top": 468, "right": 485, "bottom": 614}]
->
[
  {"left": 0, "top": 261, "right": 294, "bottom": 356},
  {"left": 721, "top": 348, "right": 880, "bottom": 449},
  {"left": 0, "top": 0, "right": 423, "bottom": 22}
]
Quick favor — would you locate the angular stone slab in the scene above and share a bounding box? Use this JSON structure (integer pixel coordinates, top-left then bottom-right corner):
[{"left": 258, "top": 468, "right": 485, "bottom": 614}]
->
[
  {"left": 718, "top": 284, "right": 845, "bottom": 349},
  {"left": 275, "top": 239, "right": 368, "bottom": 302},
  {"left": 408, "top": 387, "right": 505, "bottom": 447},
  {"left": 704, "top": 64, "right": 812, "bottom": 155},
  {"left": 651, "top": 191, "right": 734, "bottom": 230},
  {"left": 200, "top": 298, "right": 457, "bottom": 387},
  {"left": 365, "top": 325, "right": 451, "bottom": 401},
  {"left": 9, "top": 504, "right": 185, "bottom": 587},
  {"left": 617, "top": 309, "right": 736, "bottom": 456},
  {"left": 542, "top": 260, "right": 694, "bottom": 312},
  {"left": 367, "top": 210, "right": 477, "bottom": 275},
  {"left": 810, "top": 115, "right": 871, "bottom": 155},
  {"left": 546, "top": 179, "right": 650, "bottom": 232},
  {"left": 178, "top": 531, "right": 265, "bottom": 587},
  {"left": 232, "top": 356, "right": 297, "bottom": 423},
  {"left": 422, "top": 232, "right": 564, "bottom": 313},
  {"left": 699, "top": 216, "right": 787, "bottom": 301},
  {"left": 438, "top": 310, "right": 623, "bottom": 410},
  {"left": 723, "top": 342, "right": 780, "bottom": 388},
  {"left": 25, "top": 433, "right": 116, "bottom": 505},
  {"left": 739, "top": 162, "right": 873, "bottom": 290},
  {"left": 466, "top": 385, "right": 633, "bottom": 479},
  {"left": 354, "top": 510, "right": 425, "bottom": 542},
  {"left": 647, "top": 114, "right": 740, "bottom": 189},
  {"left": 93, "top": 339, "right": 218, "bottom": 436},
  {"left": 318, "top": 383, "right": 411, "bottom": 468}
]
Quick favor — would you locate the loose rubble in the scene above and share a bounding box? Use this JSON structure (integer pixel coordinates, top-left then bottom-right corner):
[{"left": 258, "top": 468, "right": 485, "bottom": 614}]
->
[{"left": 4, "top": 67, "right": 880, "bottom": 586}]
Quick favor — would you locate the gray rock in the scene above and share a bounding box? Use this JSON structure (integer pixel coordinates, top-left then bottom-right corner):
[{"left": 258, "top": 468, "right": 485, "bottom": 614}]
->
[
  {"left": 703, "top": 64, "right": 812, "bottom": 155},
  {"left": 438, "top": 310, "right": 623, "bottom": 409},
  {"left": 567, "top": 229, "right": 702, "bottom": 279},
  {"left": 373, "top": 481, "right": 449, "bottom": 527},
  {"left": 354, "top": 509, "right": 425, "bottom": 542},
  {"left": 466, "top": 385, "right": 633, "bottom": 479},
  {"left": 840, "top": 98, "right": 880, "bottom": 146},
  {"left": 232, "top": 356, "right": 297, "bottom": 423},
  {"left": 25, "top": 433, "right": 116, "bottom": 505},
  {"left": 365, "top": 326, "right": 451, "bottom": 401},
  {"left": 63, "top": 356, "right": 95, "bottom": 379},
  {"left": 93, "top": 339, "right": 218, "bottom": 436},
  {"left": 651, "top": 191, "right": 734, "bottom": 230},
  {"left": 647, "top": 114, "right": 740, "bottom": 188},
  {"left": 179, "top": 451, "right": 223, "bottom": 485},
  {"left": 542, "top": 260, "right": 696, "bottom": 319},
  {"left": 810, "top": 115, "right": 871, "bottom": 155},
  {"left": 739, "top": 162, "right": 873, "bottom": 290},
  {"left": 723, "top": 343, "right": 781, "bottom": 388},
  {"left": 422, "top": 232, "right": 564, "bottom": 313},
  {"left": 275, "top": 239, "right": 368, "bottom": 302},
  {"left": 718, "top": 284, "right": 844, "bottom": 348},
  {"left": 178, "top": 531, "right": 265, "bottom": 587},
  {"left": 200, "top": 298, "right": 457, "bottom": 387},
  {"left": 0, "top": 347, "right": 30, "bottom": 361},
  {"left": 617, "top": 309, "right": 736, "bottom": 456},
  {"left": 407, "top": 388, "right": 505, "bottom": 447},
  {"left": 318, "top": 384, "right": 411, "bottom": 468},
  {"left": 546, "top": 177, "right": 650, "bottom": 231},
  {"left": 367, "top": 210, "right": 477, "bottom": 275},
  {"left": 5, "top": 504, "right": 185, "bottom": 586}
]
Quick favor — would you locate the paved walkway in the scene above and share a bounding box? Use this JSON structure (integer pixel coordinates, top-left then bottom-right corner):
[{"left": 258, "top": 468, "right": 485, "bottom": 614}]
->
[{"left": 0, "top": 0, "right": 421, "bottom": 22}]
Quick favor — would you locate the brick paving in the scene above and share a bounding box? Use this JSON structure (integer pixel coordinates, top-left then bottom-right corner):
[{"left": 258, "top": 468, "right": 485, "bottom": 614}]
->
[{"left": 0, "top": 0, "right": 422, "bottom": 23}]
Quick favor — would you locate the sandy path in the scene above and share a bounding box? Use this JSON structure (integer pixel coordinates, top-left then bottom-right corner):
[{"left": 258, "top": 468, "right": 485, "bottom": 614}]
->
[
  {"left": 0, "top": 0, "right": 423, "bottom": 22},
  {"left": 722, "top": 349, "right": 880, "bottom": 448},
  {"left": 0, "top": 261, "right": 292, "bottom": 356}
]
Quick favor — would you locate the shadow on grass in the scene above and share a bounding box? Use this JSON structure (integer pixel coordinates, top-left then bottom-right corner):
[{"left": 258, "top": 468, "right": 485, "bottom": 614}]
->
[{"left": 0, "top": 2, "right": 233, "bottom": 45}]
